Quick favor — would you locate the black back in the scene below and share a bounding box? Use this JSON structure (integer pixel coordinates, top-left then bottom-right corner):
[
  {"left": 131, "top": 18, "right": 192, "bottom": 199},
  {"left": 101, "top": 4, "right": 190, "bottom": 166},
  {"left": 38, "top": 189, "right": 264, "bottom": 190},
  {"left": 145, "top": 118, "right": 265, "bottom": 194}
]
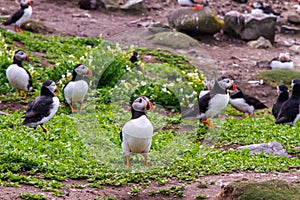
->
[
  {"left": 276, "top": 84, "right": 300, "bottom": 124},
  {"left": 3, "top": 4, "right": 29, "bottom": 25},
  {"left": 272, "top": 85, "right": 289, "bottom": 118}
]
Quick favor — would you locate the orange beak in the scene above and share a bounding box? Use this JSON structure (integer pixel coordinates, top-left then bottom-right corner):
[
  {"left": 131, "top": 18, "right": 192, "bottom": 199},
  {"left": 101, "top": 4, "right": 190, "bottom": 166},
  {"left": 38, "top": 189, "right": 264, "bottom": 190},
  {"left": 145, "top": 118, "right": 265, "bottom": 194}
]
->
[
  {"left": 292, "top": 0, "right": 298, "bottom": 2},
  {"left": 26, "top": 56, "right": 30, "bottom": 62},
  {"left": 249, "top": 2, "right": 254, "bottom": 7},
  {"left": 280, "top": 56, "right": 286, "bottom": 62},
  {"left": 54, "top": 86, "right": 59, "bottom": 94},
  {"left": 88, "top": 70, "right": 92, "bottom": 77},
  {"left": 231, "top": 83, "right": 237, "bottom": 91},
  {"left": 144, "top": 101, "right": 154, "bottom": 111},
  {"left": 28, "top": 0, "right": 33, "bottom": 6}
]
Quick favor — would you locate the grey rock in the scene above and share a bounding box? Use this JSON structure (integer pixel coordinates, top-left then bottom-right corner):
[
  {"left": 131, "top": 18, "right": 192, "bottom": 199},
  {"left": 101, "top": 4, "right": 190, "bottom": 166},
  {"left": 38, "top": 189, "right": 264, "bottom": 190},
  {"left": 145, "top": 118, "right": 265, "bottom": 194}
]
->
[
  {"left": 223, "top": 11, "right": 277, "bottom": 43},
  {"left": 289, "top": 45, "right": 300, "bottom": 53},
  {"left": 237, "top": 141, "right": 291, "bottom": 157},
  {"left": 287, "top": 13, "right": 300, "bottom": 25},
  {"left": 167, "top": 7, "right": 224, "bottom": 35},
  {"left": 119, "top": 0, "right": 144, "bottom": 10},
  {"left": 148, "top": 31, "right": 200, "bottom": 49},
  {"left": 281, "top": 25, "right": 300, "bottom": 34},
  {"left": 247, "top": 36, "right": 272, "bottom": 49}
]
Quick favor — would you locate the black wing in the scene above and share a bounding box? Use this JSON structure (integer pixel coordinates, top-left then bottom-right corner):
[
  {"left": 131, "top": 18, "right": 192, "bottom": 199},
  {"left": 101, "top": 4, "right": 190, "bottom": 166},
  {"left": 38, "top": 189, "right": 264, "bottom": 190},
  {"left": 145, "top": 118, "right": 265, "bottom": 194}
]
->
[
  {"left": 275, "top": 98, "right": 299, "bottom": 124},
  {"left": 243, "top": 94, "right": 268, "bottom": 109},
  {"left": 272, "top": 102, "right": 281, "bottom": 119},
  {"left": 22, "top": 96, "right": 53, "bottom": 124},
  {"left": 3, "top": 9, "right": 24, "bottom": 25},
  {"left": 120, "top": 130, "right": 123, "bottom": 142},
  {"left": 181, "top": 92, "right": 212, "bottom": 119}
]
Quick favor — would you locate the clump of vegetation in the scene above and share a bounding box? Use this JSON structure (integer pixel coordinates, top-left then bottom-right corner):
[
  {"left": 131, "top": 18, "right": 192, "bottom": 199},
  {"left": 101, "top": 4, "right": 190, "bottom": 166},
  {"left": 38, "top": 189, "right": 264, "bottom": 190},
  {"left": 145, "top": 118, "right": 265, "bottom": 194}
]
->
[
  {"left": 258, "top": 70, "right": 300, "bottom": 88},
  {"left": 219, "top": 179, "right": 300, "bottom": 200}
]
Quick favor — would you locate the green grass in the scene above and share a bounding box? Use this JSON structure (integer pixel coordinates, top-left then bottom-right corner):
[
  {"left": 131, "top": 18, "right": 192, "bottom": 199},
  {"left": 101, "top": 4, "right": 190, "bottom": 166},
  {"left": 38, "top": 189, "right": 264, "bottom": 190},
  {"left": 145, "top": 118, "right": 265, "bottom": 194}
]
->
[
  {"left": 0, "top": 29, "right": 299, "bottom": 197},
  {"left": 258, "top": 70, "right": 300, "bottom": 88}
]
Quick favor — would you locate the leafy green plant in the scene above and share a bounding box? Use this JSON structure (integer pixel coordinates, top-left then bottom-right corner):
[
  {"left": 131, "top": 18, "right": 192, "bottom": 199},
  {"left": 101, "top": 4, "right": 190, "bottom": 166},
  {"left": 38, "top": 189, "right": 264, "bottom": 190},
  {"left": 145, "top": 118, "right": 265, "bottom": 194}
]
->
[{"left": 19, "top": 193, "right": 46, "bottom": 200}]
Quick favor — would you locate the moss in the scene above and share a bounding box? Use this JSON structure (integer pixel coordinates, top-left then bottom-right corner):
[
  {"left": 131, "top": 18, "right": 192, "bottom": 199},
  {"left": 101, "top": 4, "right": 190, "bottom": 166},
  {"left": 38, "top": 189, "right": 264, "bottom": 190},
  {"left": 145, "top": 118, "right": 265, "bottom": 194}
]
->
[
  {"left": 219, "top": 179, "right": 300, "bottom": 200},
  {"left": 21, "top": 19, "right": 55, "bottom": 34},
  {"left": 258, "top": 70, "right": 300, "bottom": 88}
]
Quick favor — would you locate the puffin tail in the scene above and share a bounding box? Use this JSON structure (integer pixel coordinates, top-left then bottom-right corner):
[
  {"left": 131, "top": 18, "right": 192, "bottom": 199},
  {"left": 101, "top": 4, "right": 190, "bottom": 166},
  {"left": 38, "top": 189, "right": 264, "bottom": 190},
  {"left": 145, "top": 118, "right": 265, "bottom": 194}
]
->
[
  {"left": 275, "top": 117, "right": 286, "bottom": 124},
  {"left": 3, "top": 19, "right": 12, "bottom": 26}
]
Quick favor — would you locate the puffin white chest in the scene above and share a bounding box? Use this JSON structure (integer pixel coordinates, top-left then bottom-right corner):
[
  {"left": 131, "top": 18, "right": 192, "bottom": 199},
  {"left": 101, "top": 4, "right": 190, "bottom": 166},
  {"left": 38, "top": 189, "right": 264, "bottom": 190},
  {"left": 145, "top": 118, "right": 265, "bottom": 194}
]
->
[
  {"left": 270, "top": 61, "right": 294, "bottom": 70},
  {"left": 6, "top": 64, "right": 30, "bottom": 91},
  {"left": 178, "top": 0, "right": 194, "bottom": 6},
  {"left": 230, "top": 98, "right": 255, "bottom": 114},
  {"left": 72, "top": 80, "right": 88, "bottom": 102},
  {"left": 16, "top": 6, "right": 32, "bottom": 25},
  {"left": 122, "top": 115, "right": 153, "bottom": 154},
  {"left": 39, "top": 97, "right": 60, "bottom": 125},
  {"left": 206, "top": 93, "right": 229, "bottom": 117},
  {"left": 251, "top": 9, "right": 264, "bottom": 15}
]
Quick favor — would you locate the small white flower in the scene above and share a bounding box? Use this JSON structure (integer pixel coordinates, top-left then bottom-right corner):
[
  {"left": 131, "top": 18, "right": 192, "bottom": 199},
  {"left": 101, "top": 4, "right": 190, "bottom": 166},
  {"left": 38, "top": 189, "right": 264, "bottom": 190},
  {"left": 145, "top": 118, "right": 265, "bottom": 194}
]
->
[
  {"left": 180, "top": 88, "right": 184, "bottom": 93},
  {"left": 141, "top": 81, "right": 147, "bottom": 86},
  {"left": 162, "top": 87, "right": 167, "bottom": 92}
]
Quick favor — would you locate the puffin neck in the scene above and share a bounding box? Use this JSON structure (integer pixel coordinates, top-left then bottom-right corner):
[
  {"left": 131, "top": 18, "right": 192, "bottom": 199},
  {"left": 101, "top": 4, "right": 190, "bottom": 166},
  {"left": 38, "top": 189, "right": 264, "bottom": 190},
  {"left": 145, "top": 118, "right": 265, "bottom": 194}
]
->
[
  {"left": 13, "top": 58, "right": 23, "bottom": 67},
  {"left": 131, "top": 108, "right": 147, "bottom": 119},
  {"left": 72, "top": 71, "right": 84, "bottom": 81},
  {"left": 21, "top": 4, "right": 29, "bottom": 9},
  {"left": 40, "top": 86, "right": 55, "bottom": 97}
]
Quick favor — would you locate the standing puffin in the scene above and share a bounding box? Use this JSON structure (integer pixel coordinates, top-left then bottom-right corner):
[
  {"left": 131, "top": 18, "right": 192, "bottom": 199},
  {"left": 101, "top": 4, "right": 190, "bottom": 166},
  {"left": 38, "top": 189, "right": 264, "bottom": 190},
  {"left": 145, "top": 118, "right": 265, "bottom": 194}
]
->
[
  {"left": 229, "top": 86, "right": 268, "bottom": 117},
  {"left": 178, "top": 0, "right": 208, "bottom": 10},
  {"left": 22, "top": 80, "right": 59, "bottom": 133},
  {"left": 272, "top": 84, "right": 289, "bottom": 119},
  {"left": 181, "top": 77, "right": 236, "bottom": 128},
  {"left": 199, "top": 79, "right": 215, "bottom": 98},
  {"left": 270, "top": 52, "right": 294, "bottom": 70},
  {"left": 63, "top": 64, "right": 92, "bottom": 113},
  {"left": 3, "top": 0, "right": 33, "bottom": 33},
  {"left": 249, "top": 1, "right": 281, "bottom": 19},
  {"left": 121, "top": 96, "right": 154, "bottom": 167},
  {"left": 275, "top": 83, "right": 300, "bottom": 126},
  {"left": 6, "top": 50, "right": 33, "bottom": 99}
]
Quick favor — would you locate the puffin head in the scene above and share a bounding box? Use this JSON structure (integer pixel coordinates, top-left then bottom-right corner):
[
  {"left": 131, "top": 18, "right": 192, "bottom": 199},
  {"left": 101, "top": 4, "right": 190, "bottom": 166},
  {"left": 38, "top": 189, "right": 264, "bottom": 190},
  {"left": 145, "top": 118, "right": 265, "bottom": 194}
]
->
[
  {"left": 42, "top": 80, "right": 59, "bottom": 94},
  {"left": 277, "top": 84, "right": 288, "bottom": 96},
  {"left": 292, "top": 82, "right": 300, "bottom": 95},
  {"left": 204, "top": 79, "right": 215, "bottom": 90},
  {"left": 20, "top": 0, "right": 33, "bottom": 7},
  {"left": 14, "top": 50, "right": 30, "bottom": 63},
  {"left": 132, "top": 50, "right": 139, "bottom": 58},
  {"left": 249, "top": 1, "right": 263, "bottom": 9},
  {"left": 132, "top": 96, "right": 154, "bottom": 112},
  {"left": 291, "top": 78, "right": 300, "bottom": 88},
  {"left": 278, "top": 52, "right": 291, "bottom": 62},
  {"left": 73, "top": 64, "right": 92, "bottom": 79},
  {"left": 217, "top": 77, "right": 236, "bottom": 91}
]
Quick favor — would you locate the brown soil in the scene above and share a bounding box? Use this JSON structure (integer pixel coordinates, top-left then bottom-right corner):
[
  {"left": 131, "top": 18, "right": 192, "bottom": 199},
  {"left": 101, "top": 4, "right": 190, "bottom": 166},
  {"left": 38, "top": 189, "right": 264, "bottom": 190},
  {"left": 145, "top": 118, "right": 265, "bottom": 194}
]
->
[{"left": 1, "top": 0, "right": 300, "bottom": 199}]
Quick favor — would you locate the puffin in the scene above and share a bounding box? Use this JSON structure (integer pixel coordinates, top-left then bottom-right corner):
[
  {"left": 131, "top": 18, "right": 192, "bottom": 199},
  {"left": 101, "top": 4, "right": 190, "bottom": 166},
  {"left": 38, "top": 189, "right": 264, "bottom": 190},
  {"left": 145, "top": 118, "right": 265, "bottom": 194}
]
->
[
  {"left": 291, "top": 78, "right": 300, "bottom": 87},
  {"left": 22, "top": 80, "right": 60, "bottom": 133},
  {"left": 249, "top": 1, "right": 281, "bottom": 20},
  {"left": 272, "top": 84, "right": 289, "bottom": 119},
  {"left": 270, "top": 52, "right": 294, "bottom": 70},
  {"left": 3, "top": 0, "right": 33, "bottom": 33},
  {"left": 181, "top": 77, "right": 236, "bottom": 128},
  {"left": 121, "top": 96, "right": 154, "bottom": 167},
  {"left": 229, "top": 86, "right": 268, "bottom": 117},
  {"left": 292, "top": 0, "right": 300, "bottom": 13},
  {"left": 63, "top": 64, "right": 92, "bottom": 113},
  {"left": 199, "top": 79, "right": 215, "bottom": 98},
  {"left": 178, "top": 0, "right": 208, "bottom": 10},
  {"left": 275, "top": 82, "right": 300, "bottom": 126},
  {"left": 130, "top": 50, "right": 139, "bottom": 64},
  {"left": 6, "top": 50, "right": 33, "bottom": 99}
]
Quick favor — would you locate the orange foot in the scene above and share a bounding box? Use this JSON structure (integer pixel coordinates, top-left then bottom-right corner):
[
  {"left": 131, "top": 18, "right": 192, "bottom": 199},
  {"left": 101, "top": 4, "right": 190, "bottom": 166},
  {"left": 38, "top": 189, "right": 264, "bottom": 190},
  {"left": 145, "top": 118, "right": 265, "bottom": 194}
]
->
[
  {"left": 200, "top": 119, "right": 215, "bottom": 128},
  {"left": 70, "top": 104, "right": 78, "bottom": 113},
  {"left": 192, "top": 4, "right": 204, "bottom": 10},
  {"left": 125, "top": 156, "right": 130, "bottom": 168}
]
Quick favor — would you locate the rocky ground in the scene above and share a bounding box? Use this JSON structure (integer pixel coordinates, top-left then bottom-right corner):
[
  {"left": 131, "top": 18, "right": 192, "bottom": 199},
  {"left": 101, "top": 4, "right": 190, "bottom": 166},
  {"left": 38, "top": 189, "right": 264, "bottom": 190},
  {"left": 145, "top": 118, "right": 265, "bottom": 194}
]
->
[{"left": 0, "top": 0, "right": 300, "bottom": 199}]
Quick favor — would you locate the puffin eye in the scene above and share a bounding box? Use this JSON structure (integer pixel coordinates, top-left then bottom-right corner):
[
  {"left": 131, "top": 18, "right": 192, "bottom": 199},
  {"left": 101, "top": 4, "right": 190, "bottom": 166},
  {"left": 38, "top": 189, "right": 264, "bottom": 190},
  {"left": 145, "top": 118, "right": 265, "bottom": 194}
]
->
[{"left": 138, "top": 98, "right": 142, "bottom": 103}]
